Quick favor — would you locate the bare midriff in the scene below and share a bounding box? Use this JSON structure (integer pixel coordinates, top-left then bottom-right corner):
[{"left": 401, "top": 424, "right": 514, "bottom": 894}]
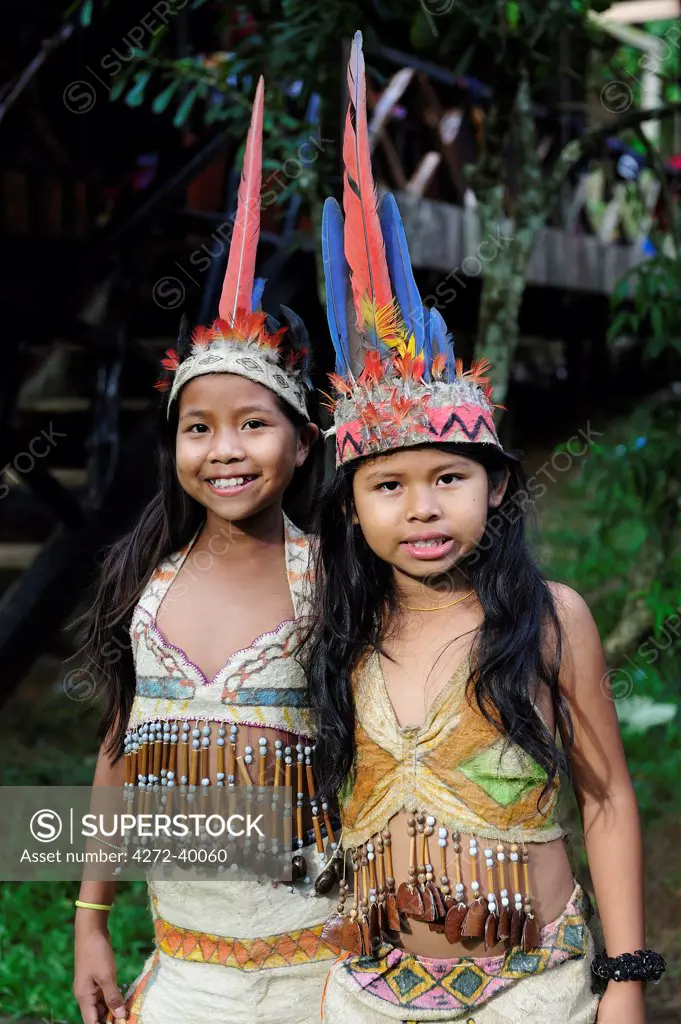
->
[{"left": 385, "top": 814, "right": 574, "bottom": 957}]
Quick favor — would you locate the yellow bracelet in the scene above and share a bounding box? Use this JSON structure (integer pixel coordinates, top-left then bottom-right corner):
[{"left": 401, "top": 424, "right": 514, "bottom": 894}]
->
[{"left": 74, "top": 900, "right": 113, "bottom": 911}]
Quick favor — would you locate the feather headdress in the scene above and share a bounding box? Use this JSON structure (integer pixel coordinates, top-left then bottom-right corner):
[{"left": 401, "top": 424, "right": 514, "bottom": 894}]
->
[
  {"left": 321, "top": 31, "right": 501, "bottom": 465},
  {"left": 156, "top": 76, "right": 311, "bottom": 420}
]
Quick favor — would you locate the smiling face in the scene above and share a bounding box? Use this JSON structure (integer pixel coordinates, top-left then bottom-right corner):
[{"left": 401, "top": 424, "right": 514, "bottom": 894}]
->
[
  {"left": 351, "top": 446, "right": 508, "bottom": 587},
  {"left": 175, "top": 373, "right": 316, "bottom": 526}
]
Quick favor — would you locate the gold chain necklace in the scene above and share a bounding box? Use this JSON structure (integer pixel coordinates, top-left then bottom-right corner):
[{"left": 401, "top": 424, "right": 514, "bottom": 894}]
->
[{"left": 401, "top": 589, "right": 475, "bottom": 613}]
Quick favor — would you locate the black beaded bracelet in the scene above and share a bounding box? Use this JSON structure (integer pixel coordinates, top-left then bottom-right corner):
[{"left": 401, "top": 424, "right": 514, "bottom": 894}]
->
[{"left": 591, "top": 949, "right": 666, "bottom": 983}]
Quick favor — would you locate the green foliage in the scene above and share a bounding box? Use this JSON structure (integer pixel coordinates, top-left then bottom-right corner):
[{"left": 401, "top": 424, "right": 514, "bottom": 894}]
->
[
  {"left": 0, "top": 881, "right": 150, "bottom": 1022},
  {"left": 543, "top": 400, "right": 681, "bottom": 823},
  {"left": 609, "top": 252, "right": 681, "bottom": 359},
  {"left": 0, "top": 683, "right": 150, "bottom": 1021}
]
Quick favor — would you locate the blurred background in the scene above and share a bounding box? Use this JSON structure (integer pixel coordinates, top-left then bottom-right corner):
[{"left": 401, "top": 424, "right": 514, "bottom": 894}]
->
[{"left": 1, "top": 1, "right": 680, "bottom": 1021}]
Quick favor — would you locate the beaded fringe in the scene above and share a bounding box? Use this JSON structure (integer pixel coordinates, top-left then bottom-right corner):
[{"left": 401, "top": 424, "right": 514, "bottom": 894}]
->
[
  {"left": 322, "top": 812, "right": 540, "bottom": 956},
  {"left": 124, "top": 719, "right": 338, "bottom": 882}
]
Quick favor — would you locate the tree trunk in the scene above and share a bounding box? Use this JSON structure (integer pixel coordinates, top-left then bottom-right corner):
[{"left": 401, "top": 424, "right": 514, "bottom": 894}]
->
[{"left": 471, "top": 73, "right": 548, "bottom": 407}]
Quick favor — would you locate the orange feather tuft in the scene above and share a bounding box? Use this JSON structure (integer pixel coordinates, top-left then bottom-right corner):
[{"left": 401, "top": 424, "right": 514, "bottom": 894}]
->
[
  {"left": 218, "top": 76, "right": 264, "bottom": 326},
  {"left": 361, "top": 348, "right": 384, "bottom": 385},
  {"left": 192, "top": 326, "right": 212, "bottom": 346},
  {"left": 342, "top": 33, "right": 393, "bottom": 331},
  {"left": 328, "top": 372, "right": 354, "bottom": 397},
  {"left": 431, "top": 352, "right": 446, "bottom": 379},
  {"left": 160, "top": 348, "right": 180, "bottom": 373}
]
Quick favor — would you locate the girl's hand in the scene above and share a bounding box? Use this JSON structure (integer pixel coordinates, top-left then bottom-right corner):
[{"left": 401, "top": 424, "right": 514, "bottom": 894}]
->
[
  {"left": 596, "top": 980, "right": 646, "bottom": 1023},
  {"left": 74, "top": 915, "right": 127, "bottom": 1023}
]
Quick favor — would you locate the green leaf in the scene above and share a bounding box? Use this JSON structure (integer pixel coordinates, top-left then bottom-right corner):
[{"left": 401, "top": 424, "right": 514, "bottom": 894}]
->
[
  {"left": 609, "top": 519, "right": 649, "bottom": 552},
  {"left": 152, "top": 79, "right": 180, "bottom": 114},
  {"left": 173, "top": 84, "right": 200, "bottom": 128},
  {"left": 125, "top": 71, "right": 151, "bottom": 107},
  {"left": 110, "top": 74, "right": 130, "bottom": 102},
  {"left": 80, "top": 0, "right": 93, "bottom": 26},
  {"left": 506, "top": 1, "right": 520, "bottom": 30}
]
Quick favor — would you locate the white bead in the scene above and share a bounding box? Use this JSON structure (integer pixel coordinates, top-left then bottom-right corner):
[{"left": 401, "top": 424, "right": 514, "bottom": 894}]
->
[
  {"left": 500, "top": 888, "right": 508, "bottom": 898},
  {"left": 510, "top": 852, "right": 519, "bottom": 861},
  {"left": 245, "top": 746, "right": 253, "bottom": 755},
  {"left": 487, "top": 901, "right": 496, "bottom": 912},
  {"left": 218, "top": 727, "right": 226, "bottom": 737},
  {"left": 322, "top": 801, "right": 328, "bottom": 811},
  {"left": 483, "top": 848, "right": 493, "bottom": 858},
  {"left": 245, "top": 755, "right": 252, "bottom": 764},
  {"left": 216, "top": 772, "right": 225, "bottom": 780},
  {"left": 426, "top": 815, "right": 436, "bottom": 826},
  {"left": 180, "top": 775, "right": 188, "bottom": 784},
  {"left": 438, "top": 827, "right": 447, "bottom": 838},
  {"left": 438, "top": 838, "right": 447, "bottom": 847},
  {"left": 201, "top": 737, "right": 210, "bottom": 747},
  {"left": 275, "top": 740, "right": 282, "bottom": 748},
  {"left": 455, "top": 882, "right": 464, "bottom": 893},
  {"left": 367, "top": 842, "right": 374, "bottom": 852},
  {"left": 167, "top": 771, "right": 174, "bottom": 780},
  {"left": 192, "top": 728, "right": 200, "bottom": 738},
  {"left": 486, "top": 858, "right": 494, "bottom": 868},
  {"left": 497, "top": 851, "right": 505, "bottom": 860},
  {"left": 285, "top": 757, "right": 292, "bottom": 765},
  {"left": 501, "top": 896, "right": 510, "bottom": 906},
  {"left": 304, "top": 746, "right": 312, "bottom": 755},
  {"left": 202, "top": 726, "right": 210, "bottom": 736},
  {"left": 471, "top": 880, "right": 480, "bottom": 891},
  {"left": 166, "top": 779, "right": 174, "bottom": 788},
  {"left": 296, "top": 743, "right": 303, "bottom": 752},
  {"left": 367, "top": 852, "right": 375, "bottom": 861},
  {"left": 192, "top": 739, "right": 200, "bottom": 749},
  {"left": 216, "top": 737, "right": 225, "bottom": 746},
  {"left": 170, "top": 735, "right": 178, "bottom": 743}
]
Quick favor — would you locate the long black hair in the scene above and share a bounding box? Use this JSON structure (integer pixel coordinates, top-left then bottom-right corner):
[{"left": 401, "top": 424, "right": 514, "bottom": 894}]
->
[
  {"left": 78, "top": 311, "right": 323, "bottom": 761},
  {"left": 306, "top": 442, "right": 573, "bottom": 811}
]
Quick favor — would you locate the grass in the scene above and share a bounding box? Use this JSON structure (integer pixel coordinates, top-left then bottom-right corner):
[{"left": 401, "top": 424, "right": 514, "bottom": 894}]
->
[{"left": 0, "top": 680, "right": 152, "bottom": 1023}]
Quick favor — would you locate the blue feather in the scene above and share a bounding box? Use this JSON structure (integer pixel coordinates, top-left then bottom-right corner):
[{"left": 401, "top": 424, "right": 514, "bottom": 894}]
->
[
  {"left": 321, "top": 197, "right": 351, "bottom": 375},
  {"left": 379, "top": 193, "right": 424, "bottom": 352},
  {"left": 422, "top": 303, "right": 433, "bottom": 382},
  {"left": 429, "top": 307, "right": 456, "bottom": 380},
  {"left": 251, "top": 278, "right": 266, "bottom": 311}
]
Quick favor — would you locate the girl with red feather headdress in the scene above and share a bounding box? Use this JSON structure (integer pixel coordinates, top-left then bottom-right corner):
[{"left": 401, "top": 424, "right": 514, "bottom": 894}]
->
[{"left": 72, "top": 78, "right": 341, "bottom": 1024}]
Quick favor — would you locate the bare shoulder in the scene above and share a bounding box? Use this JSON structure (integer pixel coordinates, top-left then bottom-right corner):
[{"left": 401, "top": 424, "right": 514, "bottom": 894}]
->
[
  {"left": 547, "top": 581, "right": 598, "bottom": 634},
  {"left": 545, "top": 581, "right": 605, "bottom": 691}
]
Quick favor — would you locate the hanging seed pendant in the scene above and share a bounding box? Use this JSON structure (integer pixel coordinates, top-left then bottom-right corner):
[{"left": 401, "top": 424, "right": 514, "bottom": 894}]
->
[
  {"left": 484, "top": 912, "right": 498, "bottom": 951},
  {"left": 461, "top": 898, "right": 487, "bottom": 938},
  {"left": 497, "top": 905, "right": 511, "bottom": 941},
  {"left": 341, "top": 914, "right": 363, "bottom": 954},
  {"left": 509, "top": 909, "right": 525, "bottom": 947},
  {"left": 444, "top": 902, "right": 468, "bottom": 944},
  {"left": 521, "top": 912, "right": 540, "bottom": 952}
]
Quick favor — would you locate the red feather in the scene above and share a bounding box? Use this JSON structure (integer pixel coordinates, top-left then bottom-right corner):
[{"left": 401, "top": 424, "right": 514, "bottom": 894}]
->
[
  {"left": 160, "top": 348, "right": 180, "bottom": 373},
  {"left": 192, "top": 325, "right": 212, "bottom": 346},
  {"left": 431, "top": 353, "right": 446, "bottom": 379},
  {"left": 218, "top": 76, "right": 264, "bottom": 326},
  {"left": 342, "top": 32, "right": 392, "bottom": 328},
  {"left": 361, "top": 348, "right": 384, "bottom": 385}
]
